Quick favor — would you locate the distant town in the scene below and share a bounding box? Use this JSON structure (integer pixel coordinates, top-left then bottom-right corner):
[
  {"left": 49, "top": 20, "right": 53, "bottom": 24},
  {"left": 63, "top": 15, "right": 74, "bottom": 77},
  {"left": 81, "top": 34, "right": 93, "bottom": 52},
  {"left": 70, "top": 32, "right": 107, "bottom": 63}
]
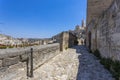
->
[{"left": 0, "top": 20, "right": 86, "bottom": 49}]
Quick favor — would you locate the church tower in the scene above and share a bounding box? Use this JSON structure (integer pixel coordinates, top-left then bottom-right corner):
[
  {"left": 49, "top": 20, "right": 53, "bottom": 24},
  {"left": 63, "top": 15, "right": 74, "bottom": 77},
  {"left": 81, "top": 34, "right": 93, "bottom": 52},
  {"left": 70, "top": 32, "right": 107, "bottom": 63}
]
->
[
  {"left": 87, "top": 0, "right": 114, "bottom": 25},
  {"left": 82, "top": 20, "right": 85, "bottom": 27}
]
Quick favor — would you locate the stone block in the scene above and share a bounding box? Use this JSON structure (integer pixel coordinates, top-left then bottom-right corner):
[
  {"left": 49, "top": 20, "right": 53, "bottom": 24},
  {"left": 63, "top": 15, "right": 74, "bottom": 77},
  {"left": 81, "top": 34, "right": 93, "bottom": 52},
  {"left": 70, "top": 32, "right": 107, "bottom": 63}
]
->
[
  {"left": 2, "top": 56, "right": 20, "bottom": 67},
  {"left": 20, "top": 53, "right": 29, "bottom": 62}
]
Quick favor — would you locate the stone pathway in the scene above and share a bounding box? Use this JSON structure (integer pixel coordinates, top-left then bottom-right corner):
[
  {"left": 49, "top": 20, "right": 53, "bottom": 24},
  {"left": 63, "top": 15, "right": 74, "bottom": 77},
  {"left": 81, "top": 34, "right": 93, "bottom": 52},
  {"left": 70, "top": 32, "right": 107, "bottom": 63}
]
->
[
  {"left": 32, "top": 49, "right": 79, "bottom": 80},
  {"left": 0, "top": 45, "right": 115, "bottom": 80},
  {"left": 76, "top": 45, "right": 115, "bottom": 80},
  {"left": 0, "top": 48, "right": 79, "bottom": 80}
]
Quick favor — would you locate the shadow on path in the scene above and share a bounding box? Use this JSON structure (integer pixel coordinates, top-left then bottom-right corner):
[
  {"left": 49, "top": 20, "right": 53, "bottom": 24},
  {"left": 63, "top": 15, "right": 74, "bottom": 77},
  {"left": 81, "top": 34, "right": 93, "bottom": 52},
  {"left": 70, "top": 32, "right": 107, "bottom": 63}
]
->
[{"left": 73, "top": 45, "right": 115, "bottom": 80}]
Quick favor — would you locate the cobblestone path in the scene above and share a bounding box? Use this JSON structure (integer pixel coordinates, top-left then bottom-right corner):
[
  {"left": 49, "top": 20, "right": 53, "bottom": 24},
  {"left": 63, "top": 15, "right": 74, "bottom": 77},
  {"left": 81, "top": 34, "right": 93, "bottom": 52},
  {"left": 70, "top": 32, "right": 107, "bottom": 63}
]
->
[{"left": 76, "top": 45, "right": 115, "bottom": 80}]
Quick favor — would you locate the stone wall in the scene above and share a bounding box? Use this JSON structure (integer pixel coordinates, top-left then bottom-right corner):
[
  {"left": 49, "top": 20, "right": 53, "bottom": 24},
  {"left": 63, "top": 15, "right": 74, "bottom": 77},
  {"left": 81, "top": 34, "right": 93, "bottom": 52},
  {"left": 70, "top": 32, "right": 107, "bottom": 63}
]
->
[
  {"left": 69, "top": 32, "right": 78, "bottom": 47},
  {"left": 53, "top": 31, "right": 78, "bottom": 51},
  {"left": 60, "top": 32, "right": 69, "bottom": 51},
  {"left": 0, "top": 43, "right": 60, "bottom": 75},
  {"left": 86, "top": 0, "right": 120, "bottom": 61},
  {"left": 87, "top": 0, "right": 114, "bottom": 24}
]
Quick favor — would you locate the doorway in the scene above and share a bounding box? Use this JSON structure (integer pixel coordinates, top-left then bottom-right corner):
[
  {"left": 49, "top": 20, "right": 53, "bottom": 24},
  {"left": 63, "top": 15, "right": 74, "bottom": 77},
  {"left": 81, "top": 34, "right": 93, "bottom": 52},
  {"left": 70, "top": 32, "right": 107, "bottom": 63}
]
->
[{"left": 88, "top": 31, "right": 91, "bottom": 50}]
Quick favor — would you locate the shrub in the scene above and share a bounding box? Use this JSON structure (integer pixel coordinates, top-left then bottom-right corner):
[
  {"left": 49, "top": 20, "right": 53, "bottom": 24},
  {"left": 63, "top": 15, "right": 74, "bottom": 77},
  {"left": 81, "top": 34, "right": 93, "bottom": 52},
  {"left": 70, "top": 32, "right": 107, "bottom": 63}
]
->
[
  {"left": 93, "top": 49, "right": 101, "bottom": 59},
  {"left": 100, "top": 58, "right": 120, "bottom": 80},
  {"left": 100, "top": 58, "right": 112, "bottom": 70},
  {"left": 89, "top": 49, "right": 92, "bottom": 53},
  {"left": 111, "top": 60, "right": 120, "bottom": 80},
  {"left": 0, "top": 46, "right": 7, "bottom": 49},
  {"left": 65, "top": 47, "right": 68, "bottom": 50},
  {"left": 8, "top": 46, "right": 14, "bottom": 48},
  {"left": 91, "top": 49, "right": 120, "bottom": 80}
]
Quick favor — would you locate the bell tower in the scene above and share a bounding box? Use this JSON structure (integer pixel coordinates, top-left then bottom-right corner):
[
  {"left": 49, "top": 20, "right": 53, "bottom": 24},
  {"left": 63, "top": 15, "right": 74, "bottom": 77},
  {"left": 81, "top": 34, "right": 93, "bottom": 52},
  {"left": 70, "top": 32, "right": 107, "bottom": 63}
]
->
[{"left": 82, "top": 20, "right": 85, "bottom": 27}]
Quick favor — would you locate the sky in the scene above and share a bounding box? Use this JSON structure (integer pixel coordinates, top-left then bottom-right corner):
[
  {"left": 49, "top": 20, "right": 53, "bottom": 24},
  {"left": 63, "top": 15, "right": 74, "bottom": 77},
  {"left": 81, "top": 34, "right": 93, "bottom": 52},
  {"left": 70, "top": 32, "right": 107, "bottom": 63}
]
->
[{"left": 0, "top": 0, "right": 87, "bottom": 38}]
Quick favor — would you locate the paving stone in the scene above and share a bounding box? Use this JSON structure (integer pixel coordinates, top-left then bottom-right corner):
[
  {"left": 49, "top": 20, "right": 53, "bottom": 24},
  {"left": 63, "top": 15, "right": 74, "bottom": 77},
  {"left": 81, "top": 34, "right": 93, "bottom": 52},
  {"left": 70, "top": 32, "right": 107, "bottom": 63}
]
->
[{"left": 76, "top": 45, "right": 115, "bottom": 80}]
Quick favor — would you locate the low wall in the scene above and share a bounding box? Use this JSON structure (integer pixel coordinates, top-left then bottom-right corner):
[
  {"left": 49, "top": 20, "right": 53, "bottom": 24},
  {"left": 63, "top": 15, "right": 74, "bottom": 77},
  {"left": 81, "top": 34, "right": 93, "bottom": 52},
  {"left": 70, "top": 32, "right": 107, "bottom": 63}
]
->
[
  {"left": 0, "top": 43, "right": 60, "bottom": 75},
  {"left": 53, "top": 32, "right": 78, "bottom": 51}
]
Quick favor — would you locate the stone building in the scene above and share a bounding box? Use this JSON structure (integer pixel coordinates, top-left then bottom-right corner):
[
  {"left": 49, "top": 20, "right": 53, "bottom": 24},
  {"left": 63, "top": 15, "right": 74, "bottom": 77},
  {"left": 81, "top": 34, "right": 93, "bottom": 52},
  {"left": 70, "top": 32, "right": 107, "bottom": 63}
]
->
[
  {"left": 86, "top": 0, "right": 120, "bottom": 61},
  {"left": 70, "top": 20, "right": 86, "bottom": 45},
  {"left": 0, "top": 34, "right": 22, "bottom": 46}
]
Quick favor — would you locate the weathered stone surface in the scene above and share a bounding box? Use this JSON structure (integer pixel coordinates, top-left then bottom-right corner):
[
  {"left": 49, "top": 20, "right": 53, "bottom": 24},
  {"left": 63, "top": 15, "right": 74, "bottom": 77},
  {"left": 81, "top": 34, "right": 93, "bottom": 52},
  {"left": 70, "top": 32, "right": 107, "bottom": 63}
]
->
[
  {"left": 0, "top": 43, "right": 60, "bottom": 79},
  {"left": 0, "top": 43, "right": 59, "bottom": 58},
  {"left": 0, "top": 62, "right": 26, "bottom": 80},
  {"left": 87, "top": 0, "right": 113, "bottom": 24},
  {"left": 86, "top": 0, "right": 120, "bottom": 61},
  {"left": 53, "top": 31, "right": 77, "bottom": 51},
  {"left": 76, "top": 46, "right": 115, "bottom": 80},
  {"left": 0, "top": 46, "right": 115, "bottom": 80},
  {"left": 0, "top": 60, "right": 2, "bottom": 68},
  {"left": 0, "top": 46, "right": 79, "bottom": 80},
  {"left": 2, "top": 56, "right": 20, "bottom": 67}
]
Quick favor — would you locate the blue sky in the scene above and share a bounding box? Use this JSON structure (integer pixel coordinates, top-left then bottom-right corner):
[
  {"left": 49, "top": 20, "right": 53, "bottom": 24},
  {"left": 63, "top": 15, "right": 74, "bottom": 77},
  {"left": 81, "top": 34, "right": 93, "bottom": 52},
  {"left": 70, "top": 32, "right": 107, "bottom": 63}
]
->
[{"left": 0, "top": 0, "right": 87, "bottom": 38}]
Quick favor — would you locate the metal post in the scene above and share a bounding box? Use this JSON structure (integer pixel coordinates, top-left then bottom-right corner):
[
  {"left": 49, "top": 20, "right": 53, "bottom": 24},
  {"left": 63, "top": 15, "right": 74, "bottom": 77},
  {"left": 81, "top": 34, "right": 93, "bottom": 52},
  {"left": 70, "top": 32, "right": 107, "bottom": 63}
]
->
[
  {"left": 30, "top": 48, "right": 33, "bottom": 77},
  {"left": 26, "top": 57, "right": 29, "bottom": 78}
]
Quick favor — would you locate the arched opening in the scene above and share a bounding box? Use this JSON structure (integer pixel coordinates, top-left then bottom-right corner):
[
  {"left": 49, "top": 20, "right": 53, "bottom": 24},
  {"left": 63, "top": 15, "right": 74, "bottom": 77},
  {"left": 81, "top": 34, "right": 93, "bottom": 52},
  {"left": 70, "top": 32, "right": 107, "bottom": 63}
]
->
[{"left": 88, "top": 31, "right": 91, "bottom": 50}]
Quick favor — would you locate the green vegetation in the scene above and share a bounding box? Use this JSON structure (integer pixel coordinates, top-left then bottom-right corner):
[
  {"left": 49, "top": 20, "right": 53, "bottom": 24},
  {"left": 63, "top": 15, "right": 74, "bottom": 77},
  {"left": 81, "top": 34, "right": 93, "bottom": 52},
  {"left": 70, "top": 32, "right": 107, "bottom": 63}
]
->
[
  {"left": 100, "top": 58, "right": 112, "bottom": 70},
  {"left": 0, "top": 46, "right": 7, "bottom": 49},
  {"left": 93, "top": 49, "right": 101, "bottom": 59},
  {"left": 89, "top": 49, "right": 92, "bottom": 53},
  {"left": 65, "top": 46, "right": 68, "bottom": 50},
  {"left": 100, "top": 58, "right": 120, "bottom": 80},
  {"left": 92, "top": 49, "right": 120, "bottom": 80},
  {"left": 0, "top": 45, "right": 14, "bottom": 49},
  {"left": 0, "top": 44, "right": 39, "bottom": 49}
]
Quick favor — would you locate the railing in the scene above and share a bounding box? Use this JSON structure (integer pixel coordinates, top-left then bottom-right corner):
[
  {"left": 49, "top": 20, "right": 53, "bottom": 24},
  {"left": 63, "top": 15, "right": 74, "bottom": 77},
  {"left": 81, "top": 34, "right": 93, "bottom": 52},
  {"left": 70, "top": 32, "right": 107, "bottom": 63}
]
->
[{"left": 0, "top": 43, "right": 60, "bottom": 78}]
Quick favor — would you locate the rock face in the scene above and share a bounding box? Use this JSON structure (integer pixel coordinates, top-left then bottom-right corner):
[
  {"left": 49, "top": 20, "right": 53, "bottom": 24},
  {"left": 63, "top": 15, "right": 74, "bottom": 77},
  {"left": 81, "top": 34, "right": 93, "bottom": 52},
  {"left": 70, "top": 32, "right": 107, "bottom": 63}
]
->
[{"left": 86, "top": 0, "right": 120, "bottom": 61}]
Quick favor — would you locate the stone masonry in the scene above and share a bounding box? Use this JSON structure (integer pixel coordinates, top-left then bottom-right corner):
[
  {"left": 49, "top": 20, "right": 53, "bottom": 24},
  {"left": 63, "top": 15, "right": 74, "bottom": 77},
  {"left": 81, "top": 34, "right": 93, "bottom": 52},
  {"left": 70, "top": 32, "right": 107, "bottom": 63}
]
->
[
  {"left": 53, "top": 31, "right": 77, "bottom": 51},
  {"left": 87, "top": 0, "right": 114, "bottom": 24},
  {"left": 0, "top": 45, "right": 115, "bottom": 80},
  {"left": 0, "top": 43, "right": 60, "bottom": 78},
  {"left": 86, "top": 0, "right": 120, "bottom": 61}
]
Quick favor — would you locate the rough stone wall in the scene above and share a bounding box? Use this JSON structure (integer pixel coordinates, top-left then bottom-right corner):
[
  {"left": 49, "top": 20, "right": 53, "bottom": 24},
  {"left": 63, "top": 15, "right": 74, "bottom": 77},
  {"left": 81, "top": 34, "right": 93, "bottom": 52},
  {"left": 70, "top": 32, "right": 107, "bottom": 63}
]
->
[
  {"left": 53, "top": 32, "right": 78, "bottom": 51},
  {"left": 97, "top": 0, "right": 120, "bottom": 60},
  {"left": 87, "top": 0, "right": 120, "bottom": 61},
  {"left": 62, "top": 32, "right": 69, "bottom": 51},
  {"left": 87, "top": 0, "right": 114, "bottom": 24},
  {"left": 69, "top": 32, "right": 78, "bottom": 47},
  {"left": 0, "top": 43, "right": 60, "bottom": 73}
]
